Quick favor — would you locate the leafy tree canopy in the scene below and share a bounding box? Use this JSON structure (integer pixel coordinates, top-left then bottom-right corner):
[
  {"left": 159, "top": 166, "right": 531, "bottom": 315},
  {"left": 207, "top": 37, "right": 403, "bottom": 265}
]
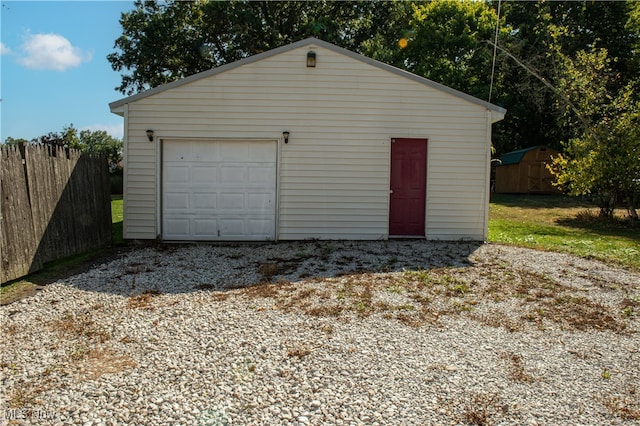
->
[
  {"left": 549, "top": 48, "right": 639, "bottom": 219},
  {"left": 108, "top": 0, "right": 410, "bottom": 95},
  {"left": 107, "top": 0, "right": 639, "bottom": 209},
  {"left": 7, "top": 125, "right": 123, "bottom": 172},
  {"left": 399, "top": 0, "right": 509, "bottom": 101}
]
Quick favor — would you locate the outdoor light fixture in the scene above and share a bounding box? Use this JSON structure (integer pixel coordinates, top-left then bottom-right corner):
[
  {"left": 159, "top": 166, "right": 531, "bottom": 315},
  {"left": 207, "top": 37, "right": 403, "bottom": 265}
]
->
[
  {"left": 146, "top": 129, "right": 154, "bottom": 142},
  {"left": 306, "top": 51, "right": 316, "bottom": 67},
  {"left": 283, "top": 131, "right": 290, "bottom": 144}
]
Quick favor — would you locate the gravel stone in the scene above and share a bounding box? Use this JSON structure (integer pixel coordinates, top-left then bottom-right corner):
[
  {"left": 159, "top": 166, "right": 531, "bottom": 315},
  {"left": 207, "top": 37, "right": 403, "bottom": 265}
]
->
[{"left": 1, "top": 241, "right": 639, "bottom": 425}]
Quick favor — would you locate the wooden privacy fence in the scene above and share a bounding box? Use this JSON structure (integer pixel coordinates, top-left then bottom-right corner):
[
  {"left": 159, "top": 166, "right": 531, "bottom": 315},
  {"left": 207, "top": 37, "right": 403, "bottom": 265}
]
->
[{"left": 1, "top": 145, "right": 112, "bottom": 284}]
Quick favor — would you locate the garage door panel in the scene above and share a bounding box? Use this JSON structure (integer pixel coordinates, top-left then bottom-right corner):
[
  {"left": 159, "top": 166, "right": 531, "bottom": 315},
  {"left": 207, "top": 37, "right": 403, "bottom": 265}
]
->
[
  {"left": 218, "top": 193, "right": 244, "bottom": 209},
  {"left": 193, "top": 219, "right": 218, "bottom": 236},
  {"left": 164, "top": 142, "right": 189, "bottom": 161},
  {"left": 191, "top": 166, "right": 217, "bottom": 183},
  {"left": 249, "top": 166, "right": 275, "bottom": 183},
  {"left": 165, "top": 166, "right": 189, "bottom": 183},
  {"left": 247, "top": 193, "right": 273, "bottom": 210},
  {"left": 219, "top": 218, "right": 244, "bottom": 236},
  {"left": 220, "top": 143, "right": 248, "bottom": 160},
  {"left": 249, "top": 143, "right": 276, "bottom": 160},
  {"left": 165, "top": 193, "right": 189, "bottom": 209},
  {"left": 162, "top": 139, "right": 276, "bottom": 241},
  {"left": 192, "top": 193, "right": 216, "bottom": 209},
  {"left": 165, "top": 219, "right": 189, "bottom": 237},
  {"left": 220, "top": 166, "right": 246, "bottom": 183},
  {"left": 192, "top": 141, "right": 219, "bottom": 161},
  {"left": 248, "top": 218, "right": 273, "bottom": 235}
]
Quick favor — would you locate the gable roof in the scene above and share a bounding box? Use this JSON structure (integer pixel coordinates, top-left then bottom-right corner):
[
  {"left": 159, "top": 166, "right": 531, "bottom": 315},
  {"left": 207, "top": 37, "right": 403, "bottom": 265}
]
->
[
  {"left": 498, "top": 146, "right": 548, "bottom": 166},
  {"left": 109, "top": 37, "right": 506, "bottom": 120}
]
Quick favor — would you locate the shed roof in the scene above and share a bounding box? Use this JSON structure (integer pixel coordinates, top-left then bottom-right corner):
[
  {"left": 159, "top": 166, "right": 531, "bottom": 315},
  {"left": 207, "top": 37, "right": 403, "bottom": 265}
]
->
[
  {"left": 109, "top": 37, "right": 506, "bottom": 121},
  {"left": 497, "top": 146, "right": 544, "bottom": 166}
]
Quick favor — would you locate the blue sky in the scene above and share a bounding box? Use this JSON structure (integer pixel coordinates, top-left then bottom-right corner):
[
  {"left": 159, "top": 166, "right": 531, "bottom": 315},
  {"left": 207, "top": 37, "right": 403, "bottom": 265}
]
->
[{"left": 1, "top": 1, "right": 135, "bottom": 142}]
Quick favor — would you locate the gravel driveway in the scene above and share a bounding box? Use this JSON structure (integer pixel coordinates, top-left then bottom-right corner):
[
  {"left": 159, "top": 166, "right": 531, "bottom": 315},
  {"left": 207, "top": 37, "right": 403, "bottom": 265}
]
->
[{"left": 1, "top": 241, "right": 639, "bottom": 425}]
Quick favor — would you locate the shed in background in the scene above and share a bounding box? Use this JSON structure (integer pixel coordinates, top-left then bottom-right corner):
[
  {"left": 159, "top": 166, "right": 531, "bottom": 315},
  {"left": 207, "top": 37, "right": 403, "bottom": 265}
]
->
[{"left": 494, "top": 146, "right": 561, "bottom": 194}]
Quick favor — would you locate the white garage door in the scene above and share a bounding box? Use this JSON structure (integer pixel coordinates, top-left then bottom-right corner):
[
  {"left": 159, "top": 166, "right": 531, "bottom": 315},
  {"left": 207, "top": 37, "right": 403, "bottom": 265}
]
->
[{"left": 162, "top": 139, "right": 277, "bottom": 241}]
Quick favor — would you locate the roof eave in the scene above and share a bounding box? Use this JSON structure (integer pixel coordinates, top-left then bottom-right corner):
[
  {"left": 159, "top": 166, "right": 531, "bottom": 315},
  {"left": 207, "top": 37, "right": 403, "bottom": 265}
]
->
[
  {"left": 490, "top": 109, "right": 506, "bottom": 123},
  {"left": 110, "top": 104, "right": 125, "bottom": 116}
]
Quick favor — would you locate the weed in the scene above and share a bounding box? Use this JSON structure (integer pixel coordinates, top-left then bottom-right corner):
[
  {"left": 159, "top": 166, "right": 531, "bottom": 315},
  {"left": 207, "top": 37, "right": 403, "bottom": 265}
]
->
[
  {"left": 448, "top": 282, "right": 470, "bottom": 296},
  {"left": 383, "top": 256, "right": 399, "bottom": 271},
  {"left": 7, "top": 384, "right": 40, "bottom": 408},
  {"left": 287, "top": 345, "right": 311, "bottom": 359},
  {"left": 210, "top": 292, "right": 230, "bottom": 302},
  {"left": 620, "top": 298, "right": 638, "bottom": 317},
  {"left": 600, "top": 387, "right": 640, "bottom": 420},
  {"left": 385, "top": 284, "right": 404, "bottom": 294},
  {"left": 501, "top": 352, "right": 535, "bottom": 382},
  {"left": 259, "top": 262, "right": 281, "bottom": 281},
  {"left": 320, "top": 245, "right": 334, "bottom": 260},
  {"left": 79, "top": 348, "right": 137, "bottom": 380},
  {"left": 405, "top": 269, "right": 436, "bottom": 287},
  {"left": 602, "top": 368, "right": 612, "bottom": 380},
  {"left": 475, "top": 313, "right": 523, "bottom": 333},
  {"left": 70, "top": 343, "right": 91, "bottom": 361},
  {"left": 306, "top": 305, "right": 343, "bottom": 317},
  {"left": 4, "top": 322, "right": 19, "bottom": 336},
  {"left": 461, "top": 392, "right": 505, "bottom": 426},
  {"left": 52, "top": 312, "right": 110, "bottom": 343},
  {"left": 395, "top": 312, "right": 423, "bottom": 328},
  {"left": 621, "top": 307, "right": 634, "bottom": 317},
  {"left": 547, "top": 296, "right": 625, "bottom": 332},
  {"left": 446, "top": 300, "right": 476, "bottom": 314},
  {"left": 320, "top": 324, "right": 335, "bottom": 334},
  {"left": 127, "top": 289, "right": 162, "bottom": 310}
]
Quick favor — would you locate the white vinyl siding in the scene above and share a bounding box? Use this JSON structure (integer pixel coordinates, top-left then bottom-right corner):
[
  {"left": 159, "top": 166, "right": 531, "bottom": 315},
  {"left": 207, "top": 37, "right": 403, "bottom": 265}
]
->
[{"left": 121, "top": 43, "right": 493, "bottom": 240}]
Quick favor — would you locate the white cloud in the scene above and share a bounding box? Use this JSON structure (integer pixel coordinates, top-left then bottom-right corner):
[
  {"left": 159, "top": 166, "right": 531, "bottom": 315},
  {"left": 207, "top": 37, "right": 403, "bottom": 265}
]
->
[
  {"left": 17, "top": 33, "right": 92, "bottom": 71},
  {"left": 81, "top": 124, "right": 124, "bottom": 139},
  {"left": 0, "top": 42, "right": 11, "bottom": 55}
]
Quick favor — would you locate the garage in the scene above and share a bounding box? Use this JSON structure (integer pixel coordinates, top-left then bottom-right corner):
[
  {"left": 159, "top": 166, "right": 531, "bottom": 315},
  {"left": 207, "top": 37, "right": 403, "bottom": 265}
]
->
[
  {"left": 162, "top": 139, "right": 277, "bottom": 241},
  {"left": 110, "top": 38, "right": 505, "bottom": 241}
]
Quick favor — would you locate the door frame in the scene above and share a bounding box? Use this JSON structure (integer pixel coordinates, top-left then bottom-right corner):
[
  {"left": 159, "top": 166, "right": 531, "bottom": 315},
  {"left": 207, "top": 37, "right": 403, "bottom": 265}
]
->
[{"left": 388, "top": 137, "right": 428, "bottom": 238}]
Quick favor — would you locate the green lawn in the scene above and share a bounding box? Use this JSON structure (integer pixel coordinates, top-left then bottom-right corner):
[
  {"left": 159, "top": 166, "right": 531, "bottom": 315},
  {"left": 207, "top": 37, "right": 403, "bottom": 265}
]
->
[
  {"left": 111, "top": 194, "right": 123, "bottom": 244},
  {"left": 489, "top": 194, "right": 640, "bottom": 270}
]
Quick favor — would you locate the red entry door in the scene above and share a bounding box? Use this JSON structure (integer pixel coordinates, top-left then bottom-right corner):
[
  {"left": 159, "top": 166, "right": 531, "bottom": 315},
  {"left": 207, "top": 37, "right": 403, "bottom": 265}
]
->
[{"left": 389, "top": 138, "right": 427, "bottom": 236}]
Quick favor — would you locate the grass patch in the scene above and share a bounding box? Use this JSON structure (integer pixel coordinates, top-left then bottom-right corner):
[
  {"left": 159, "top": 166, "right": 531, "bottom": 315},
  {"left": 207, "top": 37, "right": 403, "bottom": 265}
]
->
[
  {"left": 489, "top": 194, "right": 640, "bottom": 270},
  {"left": 111, "top": 194, "right": 123, "bottom": 244}
]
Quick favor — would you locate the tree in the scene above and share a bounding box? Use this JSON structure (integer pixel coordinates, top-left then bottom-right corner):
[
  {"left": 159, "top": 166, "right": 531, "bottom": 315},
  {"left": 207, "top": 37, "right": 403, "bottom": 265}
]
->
[
  {"left": 398, "top": 0, "right": 509, "bottom": 101},
  {"left": 107, "top": 0, "right": 640, "bottom": 162},
  {"left": 108, "top": 0, "right": 409, "bottom": 95},
  {"left": 3, "top": 137, "right": 30, "bottom": 146},
  {"left": 75, "top": 129, "right": 124, "bottom": 172},
  {"left": 549, "top": 48, "right": 640, "bottom": 219},
  {"left": 494, "top": 0, "right": 639, "bottom": 154},
  {"left": 12, "top": 125, "right": 124, "bottom": 172}
]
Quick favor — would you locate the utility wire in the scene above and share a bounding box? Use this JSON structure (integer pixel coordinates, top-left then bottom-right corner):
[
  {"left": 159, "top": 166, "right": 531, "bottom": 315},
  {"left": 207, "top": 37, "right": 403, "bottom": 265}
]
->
[
  {"left": 488, "top": 0, "right": 502, "bottom": 105},
  {"left": 485, "top": 39, "right": 596, "bottom": 140}
]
